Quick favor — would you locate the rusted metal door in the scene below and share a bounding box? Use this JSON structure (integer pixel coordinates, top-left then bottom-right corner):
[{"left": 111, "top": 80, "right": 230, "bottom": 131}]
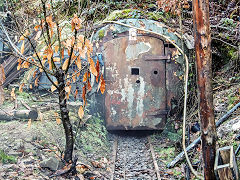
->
[{"left": 104, "top": 35, "right": 167, "bottom": 130}]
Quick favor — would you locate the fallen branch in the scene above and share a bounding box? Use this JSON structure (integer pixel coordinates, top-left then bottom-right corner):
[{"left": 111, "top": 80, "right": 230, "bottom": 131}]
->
[
  {"left": 167, "top": 102, "right": 240, "bottom": 168},
  {"left": 0, "top": 109, "right": 38, "bottom": 121}
]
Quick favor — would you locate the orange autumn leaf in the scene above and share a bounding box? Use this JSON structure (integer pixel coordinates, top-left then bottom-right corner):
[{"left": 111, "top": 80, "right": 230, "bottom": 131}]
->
[
  {"left": 74, "top": 89, "right": 78, "bottom": 99},
  {"left": 82, "top": 85, "right": 86, "bottom": 105},
  {"left": 17, "top": 59, "right": 22, "bottom": 70},
  {"left": 55, "top": 45, "right": 59, "bottom": 53},
  {"left": 27, "top": 119, "right": 32, "bottom": 129},
  {"left": 19, "top": 83, "right": 24, "bottom": 93},
  {"left": 21, "top": 40, "right": 25, "bottom": 54},
  {"left": 1, "top": 65, "right": 5, "bottom": 81},
  {"left": 100, "top": 74, "right": 105, "bottom": 94},
  {"left": 71, "top": 14, "right": 82, "bottom": 31},
  {"left": 72, "top": 74, "right": 76, "bottom": 82},
  {"left": 34, "top": 77, "right": 39, "bottom": 86},
  {"left": 19, "top": 35, "right": 25, "bottom": 41},
  {"left": 33, "top": 70, "right": 37, "bottom": 78},
  {"left": 78, "top": 105, "right": 84, "bottom": 119},
  {"left": 46, "top": 3, "right": 51, "bottom": 10},
  {"left": 50, "top": 29, "right": 54, "bottom": 38},
  {"left": 87, "top": 80, "right": 92, "bottom": 91},
  {"left": 34, "top": 25, "right": 39, "bottom": 31},
  {"left": 83, "top": 72, "right": 88, "bottom": 82},
  {"left": 51, "top": 81, "right": 58, "bottom": 92},
  {"left": 89, "top": 58, "right": 97, "bottom": 76},
  {"left": 96, "top": 60, "right": 100, "bottom": 83},
  {"left": 62, "top": 59, "right": 69, "bottom": 71},
  {"left": 55, "top": 112, "right": 61, "bottom": 124},
  {"left": 46, "top": 47, "right": 53, "bottom": 61},
  {"left": 53, "top": 57, "right": 60, "bottom": 62},
  {"left": 61, "top": 49, "right": 64, "bottom": 59},
  {"left": 22, "top": 61, "right": 30, "bottom": 68},
  {"left": 11, "top": 88, "right": 16, "bottom": 100},
  {"left": 56, "top": 118, "right": 61, "bottom": 124}
]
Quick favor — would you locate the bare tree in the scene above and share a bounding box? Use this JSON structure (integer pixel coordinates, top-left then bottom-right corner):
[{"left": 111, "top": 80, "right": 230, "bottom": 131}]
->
[{"left": 1, "top": 0, "right": 105, "bottom": 167}]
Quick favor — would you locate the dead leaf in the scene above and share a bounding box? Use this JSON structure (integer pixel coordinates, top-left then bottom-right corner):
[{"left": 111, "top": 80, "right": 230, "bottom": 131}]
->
[
  {"left": 27, "top": 119, "right": 31, "bottom": 129},
  {"left": 74, "top": 89, "right": 78, "bottom": 99},
  {"left": 51, "top": 81, "right": 58, "bottom": 92},
  {"left": 55, "top": 112, "right": 61, "bottom": 124},
  {"left": 82, "top": 85, "right": 86, "bottom": 105},
  {"left": 83, "top": 72, "right": 88, "bottom": 82},
  {"left": 76, "top": 56, "right": 81, "bottom": 70},
  {"left": 61, "top": 49, "right": 64, "bottom": 59},
  {"left": 89, "top": 58, "right": 97, "bottom": 76},
  {"left": 38, "top": 111, "right": 43, "bottom": 121},
  {"left": 19, "top": 83, "right": 24, "bottom": 93},
  {"left": 100, "top": 75, "right": 105, "bottom": 94},
  {"left": 87, "top": 80, "right": 92, "bottom": 91},
  {"left": 34, "top": 25, "right": 39, "bottom": 31},
  {"left": 21, "top": 40, "right": 25, "bottom": 54},
  {"left": 53, "top": 57, "right": 60, "bottom": 62},
  {"left": 96, "top": 60, "right": 100, "bottom": 83},
  {"left": 76, "top": 164, "right": 90, "bottom": 174},
  {"left": 34, "top": 77, "right": 39, "bottom": 86},
  {"left": 0, "top": 64, "right": 5, "bottom": 84},
  {"left": 19, "top": 35, "right": 25, "bottom": 41},
  {"left": 62, "top": 59, "right": 69, "bottom": 71},
  {"left": 10, "top": 88, "right": 16, "bottom": 100},
  {"left": 91, "top": 161, "right": 102, "bottom": 168},
  {"left": 72, "top": 74, "right": 76, "bottom": 82},
  {"left": 78, "top": 106, "right": 84, "bottom": 119},
  {"left": 55, "top": 45, "right": 59, "bottom": 53}
]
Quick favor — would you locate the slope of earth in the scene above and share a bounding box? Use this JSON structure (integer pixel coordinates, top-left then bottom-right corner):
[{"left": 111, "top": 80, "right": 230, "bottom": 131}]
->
[{"left": 0, "top": 89, "right": 112, "bottom": 179}]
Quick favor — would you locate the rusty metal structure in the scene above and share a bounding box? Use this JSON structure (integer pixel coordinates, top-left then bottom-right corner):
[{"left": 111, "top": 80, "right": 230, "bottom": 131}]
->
[{"left": 93, "top": 19, "right": 187, "bottom": 130}]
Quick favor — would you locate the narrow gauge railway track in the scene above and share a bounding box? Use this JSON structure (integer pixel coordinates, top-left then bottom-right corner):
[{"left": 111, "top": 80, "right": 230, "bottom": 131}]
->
[{"left": 110, "top": 133, "right": 161, "bottom": 180}]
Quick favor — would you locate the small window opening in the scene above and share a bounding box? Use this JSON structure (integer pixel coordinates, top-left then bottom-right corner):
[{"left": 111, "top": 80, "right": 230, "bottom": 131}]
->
[
  {"left": 131, "top": 68, "right": 139, "bottom": 75},
  {"left": 154, "top": 70, "right": 158, "bottom": 75},
  {"left": 164, "top": 43, "right": 175, "bottom": 48},
  {"left": 136, "top": 80, "right": 140, "bottom": 83}
]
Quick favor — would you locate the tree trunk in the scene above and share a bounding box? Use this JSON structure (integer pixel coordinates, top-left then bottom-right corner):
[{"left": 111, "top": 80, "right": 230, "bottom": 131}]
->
[
  {"left": 57, "top": 70, "right": 74, "bottom": 163},
  {"left": 193, "top": 0, "right": 217, "bottom": 179}
]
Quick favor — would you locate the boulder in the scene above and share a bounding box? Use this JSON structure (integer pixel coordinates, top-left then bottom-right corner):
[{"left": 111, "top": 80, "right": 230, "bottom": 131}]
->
[{"left": 39, "top": 157, "right": 59, "bottom": 171}]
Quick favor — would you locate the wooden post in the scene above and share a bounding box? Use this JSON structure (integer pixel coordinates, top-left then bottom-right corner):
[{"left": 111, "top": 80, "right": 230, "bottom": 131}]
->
[
  {"left": 0, "top": 65, "right": 5, "bottom": 105},
  {"left": 214, "top": 146, "right": 239, "bottom": 180},
  {"left": 193, "top": 0, "right": 217, "bottom": 179}
]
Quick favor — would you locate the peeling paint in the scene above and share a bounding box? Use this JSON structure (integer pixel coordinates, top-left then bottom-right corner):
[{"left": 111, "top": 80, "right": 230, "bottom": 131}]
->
[
  {"left": 136, "top": 76, "right": 145, "bottom": 123},
  {"left": 94, "top": 20, "right": 183, "bottom": 130},
  {"left": 125, "top": 42, "right": 151, "bottom": 61}
]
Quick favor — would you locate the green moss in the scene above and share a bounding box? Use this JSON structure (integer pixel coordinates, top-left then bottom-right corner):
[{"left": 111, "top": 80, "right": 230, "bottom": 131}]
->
[
  {"left": 103, "top": 9, "right": 167, "bottom": 22},
  {"left": 155, "top": 147, "right": 175, "bottom": 165},
  {"left": 0, "top": 150, "right": 17, "bottom": 164},
  {"left": 98, "top": 29, "right": 105, "bottom": 39},
  {"left": 75, "top": 116, "right": 110, "bottom": 154}
]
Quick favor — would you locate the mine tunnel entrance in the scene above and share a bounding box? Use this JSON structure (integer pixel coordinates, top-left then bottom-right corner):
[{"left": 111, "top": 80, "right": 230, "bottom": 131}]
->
[{"left": 103, "top": 35, "right": 169, "bottom": 130}]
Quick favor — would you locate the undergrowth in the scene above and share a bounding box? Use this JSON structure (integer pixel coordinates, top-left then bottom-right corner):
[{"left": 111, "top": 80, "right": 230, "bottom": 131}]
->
[{"left": 0, "top": 150, "right": 16, "bottom": 164}]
